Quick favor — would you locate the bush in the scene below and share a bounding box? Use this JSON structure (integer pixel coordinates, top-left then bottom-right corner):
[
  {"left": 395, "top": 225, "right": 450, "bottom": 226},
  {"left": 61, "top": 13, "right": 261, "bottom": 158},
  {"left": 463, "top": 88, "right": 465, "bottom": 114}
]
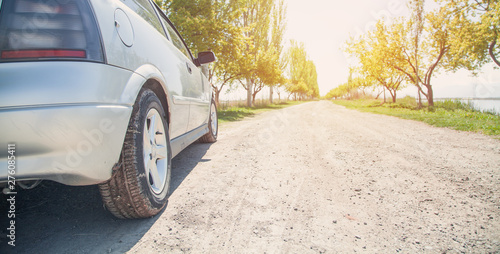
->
[
  {"left": 434, "top": 99, "right": 475, "bottom": 112},
  {"left": 396, "top": 96, "right": 418, "bottom": 109}
]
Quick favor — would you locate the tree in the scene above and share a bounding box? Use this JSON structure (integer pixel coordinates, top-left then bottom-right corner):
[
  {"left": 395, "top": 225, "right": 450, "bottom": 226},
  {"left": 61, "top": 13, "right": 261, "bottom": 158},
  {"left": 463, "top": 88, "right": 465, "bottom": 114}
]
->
[
  {"left": 268, "top": 0, "right": 287, "bottom": 104},
  {"left": 325, "top": 82, "right": 355, "bottom": 100},
  {"left": 345, "top": 21, "right": 406, "bottom": 103},
  {"left": 438, "top": 0, "right": 500, "bottom": 68},
  {"left": 154, "top": 0, "right": 165, "bottom": 7},
  {"left": 390, "top": 1, "right": 499, "bottom": 107},
  {"left": 286, "top": 40, "right": 319, "bottom": 100},
  {"left": 382, "top": 16, "right": 450, "bottom": 107},
  {"left": 247, "top": 0, "right": 287, "bottom": 105},
  {"left": 237, "top": 0, "right": 275, "bottom": 107},
  {"left": 409, "top": 0, "right": 425, "bottom": 107},
  {"left": 305, "top": 60, "right": 320, "bottom": 98}
]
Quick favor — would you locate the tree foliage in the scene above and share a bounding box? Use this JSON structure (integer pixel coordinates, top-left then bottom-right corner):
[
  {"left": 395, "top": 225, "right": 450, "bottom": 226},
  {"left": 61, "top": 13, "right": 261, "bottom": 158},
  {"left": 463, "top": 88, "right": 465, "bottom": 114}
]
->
[
  {"left": 345, "top": 21, "right": 406, "bottom": 103},
  {"left": 285, "top": 40, "right": 320, "bottom": 99},
  {"left": 325, "top": 70, "right": 378, "bottom": 100},
  {"left": 438, "top": 0, "right": 500, "bottom": 68},
  {"left": 235, "top": 0, "right": 289, "bottom": 106}
]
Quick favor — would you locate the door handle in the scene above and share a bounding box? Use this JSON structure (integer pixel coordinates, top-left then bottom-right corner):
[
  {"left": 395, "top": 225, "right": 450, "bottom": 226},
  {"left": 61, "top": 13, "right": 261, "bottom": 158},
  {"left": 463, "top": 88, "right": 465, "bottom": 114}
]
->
[{"left": 186, "top": 62, "right": 192, "bottom": 74}]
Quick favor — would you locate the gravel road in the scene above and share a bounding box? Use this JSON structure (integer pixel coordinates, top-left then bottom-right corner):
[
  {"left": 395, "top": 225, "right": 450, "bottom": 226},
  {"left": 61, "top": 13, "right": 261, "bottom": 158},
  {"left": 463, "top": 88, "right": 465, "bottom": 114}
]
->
[{"left": 1, "top": 100, "right": 499, "bottom": 253}]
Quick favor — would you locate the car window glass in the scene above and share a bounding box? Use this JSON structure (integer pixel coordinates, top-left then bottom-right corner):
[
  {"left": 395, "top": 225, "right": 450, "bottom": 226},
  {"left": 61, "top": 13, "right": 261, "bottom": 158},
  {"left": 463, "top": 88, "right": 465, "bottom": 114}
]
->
[
  {"left": 122, "top": 0, "right": 165, "bottom": 36},
  {"left": 158, "top": 16, "right": 191, "bottom": 60}
]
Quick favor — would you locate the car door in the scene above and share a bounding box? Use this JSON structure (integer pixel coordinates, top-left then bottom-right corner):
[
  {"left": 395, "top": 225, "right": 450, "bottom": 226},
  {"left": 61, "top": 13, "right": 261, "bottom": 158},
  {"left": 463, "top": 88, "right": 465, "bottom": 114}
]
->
[{"left": 187, "top": 66, "right": 211, "bottom": 131}]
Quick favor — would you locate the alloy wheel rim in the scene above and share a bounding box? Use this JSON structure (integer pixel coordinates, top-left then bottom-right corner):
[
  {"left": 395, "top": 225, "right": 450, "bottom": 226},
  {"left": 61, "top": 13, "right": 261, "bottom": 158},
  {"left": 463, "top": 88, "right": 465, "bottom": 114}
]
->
[{"left": 143, "top": 108, "right": 168, "bottom": 195}]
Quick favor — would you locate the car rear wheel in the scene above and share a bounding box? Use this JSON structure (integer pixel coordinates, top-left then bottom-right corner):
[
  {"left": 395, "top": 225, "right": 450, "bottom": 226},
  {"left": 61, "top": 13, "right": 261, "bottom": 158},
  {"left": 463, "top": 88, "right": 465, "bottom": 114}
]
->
[
  {"left": 99, "top": 89, "right": 171, "bottom": 219},
  {"left": 199, "top": 99, "right": 218, "bottom": 143}
]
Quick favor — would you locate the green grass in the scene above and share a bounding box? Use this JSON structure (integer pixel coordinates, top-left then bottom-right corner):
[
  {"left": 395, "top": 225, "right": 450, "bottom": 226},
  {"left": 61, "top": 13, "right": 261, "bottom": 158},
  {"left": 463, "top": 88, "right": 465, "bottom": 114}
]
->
[
  {"left": 218, "top": 101, "right": 305, "bottom": 124},
  {"left": 332, "top": 98, "right": 500, "bottom": 137}
]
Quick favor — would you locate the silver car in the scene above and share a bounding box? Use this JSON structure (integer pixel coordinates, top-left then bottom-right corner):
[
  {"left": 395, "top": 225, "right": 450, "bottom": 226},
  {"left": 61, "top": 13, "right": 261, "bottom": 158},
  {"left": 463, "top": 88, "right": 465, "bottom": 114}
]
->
[{"left": 0, "top": 0, "right": 218, "bottom": 219}]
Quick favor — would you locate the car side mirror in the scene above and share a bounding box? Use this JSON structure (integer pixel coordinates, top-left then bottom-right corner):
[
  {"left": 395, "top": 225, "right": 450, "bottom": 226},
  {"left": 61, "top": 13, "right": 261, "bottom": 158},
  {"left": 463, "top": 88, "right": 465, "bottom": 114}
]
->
[{"left": 195, "top": 51, "right": 216, "bottom": 66}]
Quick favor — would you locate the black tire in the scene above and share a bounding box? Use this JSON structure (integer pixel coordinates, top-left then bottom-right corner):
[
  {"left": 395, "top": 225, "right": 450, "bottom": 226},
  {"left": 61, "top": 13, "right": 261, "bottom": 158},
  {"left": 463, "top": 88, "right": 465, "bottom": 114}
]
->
[
  {"left": 199, "top": 99, "right": 218, "bottom": 143},
  {"left": 99, "top": 89, "right": 171, "bottom": 219}
]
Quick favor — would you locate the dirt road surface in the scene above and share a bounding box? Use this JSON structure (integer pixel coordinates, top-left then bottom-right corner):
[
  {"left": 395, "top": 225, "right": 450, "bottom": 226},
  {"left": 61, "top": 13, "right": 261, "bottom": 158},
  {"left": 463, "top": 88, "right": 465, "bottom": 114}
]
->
[{"left": 1, "top": 101, "right": 499, "bottom": 253}]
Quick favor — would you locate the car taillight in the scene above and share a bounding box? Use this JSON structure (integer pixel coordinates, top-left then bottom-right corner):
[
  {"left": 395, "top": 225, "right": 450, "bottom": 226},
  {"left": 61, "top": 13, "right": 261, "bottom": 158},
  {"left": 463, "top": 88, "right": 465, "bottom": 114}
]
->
[{"left": 0, "top": 0, "right": 104, "bottom": 62}]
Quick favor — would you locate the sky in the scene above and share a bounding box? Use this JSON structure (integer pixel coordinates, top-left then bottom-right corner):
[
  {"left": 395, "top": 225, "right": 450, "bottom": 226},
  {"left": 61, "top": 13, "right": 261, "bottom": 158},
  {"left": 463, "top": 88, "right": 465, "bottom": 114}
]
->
[{"left": 282, "top": 0, "right": 500, "bottom": 98}]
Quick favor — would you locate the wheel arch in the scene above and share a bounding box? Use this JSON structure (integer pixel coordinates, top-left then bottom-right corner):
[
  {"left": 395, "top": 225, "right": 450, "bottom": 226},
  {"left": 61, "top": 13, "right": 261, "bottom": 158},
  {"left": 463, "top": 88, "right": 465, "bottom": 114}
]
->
[
  {"left": 142, "top": 79, "right": 170, "bottom": 125},
  {"left": 128, "top": 64, "right": 172, "bottom": 127}
]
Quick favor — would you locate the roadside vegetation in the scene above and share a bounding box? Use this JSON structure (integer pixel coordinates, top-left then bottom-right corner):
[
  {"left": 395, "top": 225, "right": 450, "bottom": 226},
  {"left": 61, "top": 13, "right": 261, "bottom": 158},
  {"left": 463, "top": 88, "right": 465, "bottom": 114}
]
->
[
  {"left": 218, "top": 100, "right": 305, "bottom": 123},
  {"left": 332, "top": 97, "right": 500, "bottom": 137}
]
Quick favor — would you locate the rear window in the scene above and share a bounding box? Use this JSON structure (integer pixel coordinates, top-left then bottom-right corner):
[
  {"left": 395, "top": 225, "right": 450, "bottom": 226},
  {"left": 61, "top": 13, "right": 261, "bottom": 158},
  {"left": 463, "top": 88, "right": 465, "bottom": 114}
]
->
[{"left": 158, "top": 15, "right": 191, "bottom": 59}]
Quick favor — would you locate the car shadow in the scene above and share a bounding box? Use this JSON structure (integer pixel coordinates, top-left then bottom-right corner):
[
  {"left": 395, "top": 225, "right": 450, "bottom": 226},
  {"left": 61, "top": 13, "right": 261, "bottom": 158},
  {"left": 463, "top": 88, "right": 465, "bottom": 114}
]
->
[
  {"left": 170, "top": 142, "right": 213, "bottom": 194},
  {"left": 0, "top": 142, "right": 212, "bottom": 254}
]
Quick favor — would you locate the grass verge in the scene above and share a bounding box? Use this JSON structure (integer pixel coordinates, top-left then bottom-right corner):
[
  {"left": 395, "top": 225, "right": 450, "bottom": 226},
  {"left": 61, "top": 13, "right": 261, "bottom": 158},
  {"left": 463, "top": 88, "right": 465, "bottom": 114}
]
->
[
  {"left": 218, "top": 101, "right": 305, "bottom": 124},
  {"left": 332, "top": 98, "right": 500, "bottom": 137}
]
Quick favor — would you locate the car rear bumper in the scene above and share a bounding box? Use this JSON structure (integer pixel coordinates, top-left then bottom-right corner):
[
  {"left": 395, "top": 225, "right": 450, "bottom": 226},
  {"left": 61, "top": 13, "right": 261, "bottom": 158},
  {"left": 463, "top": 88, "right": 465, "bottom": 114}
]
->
[
  {"left": 0, "top": 104, "right": 131, "bottom": 186},
  {"left": 0, "top": 61, "right": 144, "bottom": 186}
]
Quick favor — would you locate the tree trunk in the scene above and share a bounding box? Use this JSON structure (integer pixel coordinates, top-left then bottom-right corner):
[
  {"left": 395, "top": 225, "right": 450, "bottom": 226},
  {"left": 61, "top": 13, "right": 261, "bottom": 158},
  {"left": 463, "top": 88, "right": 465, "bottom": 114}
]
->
[
  {"left": 423, "top": 84, "right": 434, "bottom": 107},
  {"left": 427, "top": 86, "right": 434, "bottom": 107},
  {"left": 246, "top": 78, "right": 253, "bottom": 107},
  {"left": 418, "top": 90, "right": 422, "bottom": 108},
  {"left": 489, "top": 37, "right": 500, "bottom": 67},
  {"left": 269, "top": 86, "right": 273, "bottom": 104},
  {"left": 386, "top": 87, "right": 397, "bottom": 103},
  {"left": 215, "top": 88, "right": 221, "bottom": 109}
]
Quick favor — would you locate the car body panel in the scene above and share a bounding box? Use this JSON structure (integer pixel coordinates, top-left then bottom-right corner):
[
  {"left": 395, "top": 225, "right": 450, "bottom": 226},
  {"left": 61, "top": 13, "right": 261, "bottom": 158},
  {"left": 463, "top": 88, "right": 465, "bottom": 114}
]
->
[
  {"left": 0, "top": 62, "right": 140, "bottom": 107},
  {"left": 0, "top": 104, "right": 131, "bottom": 185}
]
